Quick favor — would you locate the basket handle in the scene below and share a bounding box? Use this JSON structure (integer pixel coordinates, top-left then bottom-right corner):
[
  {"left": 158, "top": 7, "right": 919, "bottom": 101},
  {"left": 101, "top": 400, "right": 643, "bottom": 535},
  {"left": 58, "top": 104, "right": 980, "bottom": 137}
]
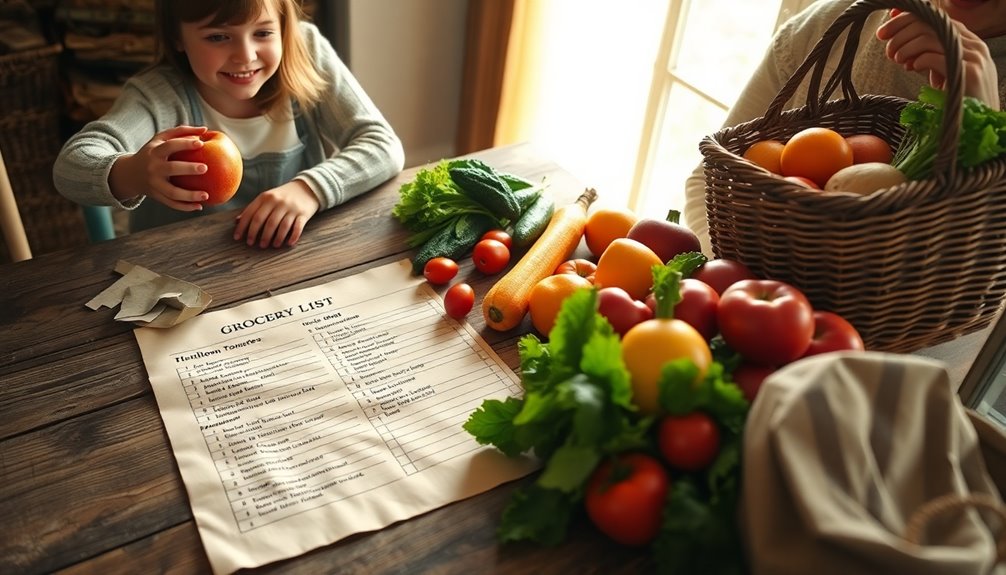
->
[
  {"left": 762, "top": 0, "right": 963, "bottom": 180},
  {"left": 904, "top": 492, "right": 1006, "bottom": 563}
]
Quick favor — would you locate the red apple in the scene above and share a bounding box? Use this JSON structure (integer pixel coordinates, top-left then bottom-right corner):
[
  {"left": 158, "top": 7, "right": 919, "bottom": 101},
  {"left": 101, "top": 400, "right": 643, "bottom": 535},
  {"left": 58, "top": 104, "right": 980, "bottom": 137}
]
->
[
  {"left": 597, "top": 287, "right": 653, "bottom": 337},
  {"left": 692, "top": 258, "right": 757, "bottom": 295},
  {"left": 169, "top": 130, "right": 244, "bottom": 206},
  {"left": 626, "top": 209, "right": 702, "bottom": 263}
]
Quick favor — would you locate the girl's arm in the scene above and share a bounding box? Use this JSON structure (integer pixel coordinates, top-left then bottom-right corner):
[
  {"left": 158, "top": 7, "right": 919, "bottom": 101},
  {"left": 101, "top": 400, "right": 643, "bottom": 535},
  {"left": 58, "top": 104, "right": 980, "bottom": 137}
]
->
[{"left": 293, "top": 22, "right": 405, "bottom": 210}]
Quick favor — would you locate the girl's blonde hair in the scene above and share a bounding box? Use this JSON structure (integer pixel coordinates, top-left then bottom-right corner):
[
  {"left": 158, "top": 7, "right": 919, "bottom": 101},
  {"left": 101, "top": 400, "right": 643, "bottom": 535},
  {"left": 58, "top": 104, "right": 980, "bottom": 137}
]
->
[{"left": 154, "top": 0, "right": 327, "bottom": 116}]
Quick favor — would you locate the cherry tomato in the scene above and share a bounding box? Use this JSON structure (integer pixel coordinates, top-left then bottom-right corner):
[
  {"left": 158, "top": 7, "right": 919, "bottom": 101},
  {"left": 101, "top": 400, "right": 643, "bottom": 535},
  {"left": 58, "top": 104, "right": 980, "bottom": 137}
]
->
[
  {"left": 481, "top": 229, "right": 513, "bottom": 249},
  {"left": 585, "top": 453, "right": 669, "bottom": 547},
  {"left": 657, "top": 412, "right": 721, "bottom": 472},
  {"left": 718, "top": 279, "right": 814, "bottom": 365},
  {"left": 444, "top": 283, "right": 475, "bottom": 319},
  {"left": 472, "top": 239, "right": 511, "bottom": 275},
  {"left": 423, "top": 257, "right": 459, "bottom": 285},
  {"left": 801, "top": 310, "right": 865, "bottom": 358}
]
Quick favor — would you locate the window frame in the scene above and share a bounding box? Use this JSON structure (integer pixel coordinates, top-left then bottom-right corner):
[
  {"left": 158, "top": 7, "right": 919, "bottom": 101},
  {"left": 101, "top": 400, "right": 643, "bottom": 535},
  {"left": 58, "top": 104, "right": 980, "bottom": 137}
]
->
[{"left": 627, "top": 0, "right": 817, "bottom": 212}]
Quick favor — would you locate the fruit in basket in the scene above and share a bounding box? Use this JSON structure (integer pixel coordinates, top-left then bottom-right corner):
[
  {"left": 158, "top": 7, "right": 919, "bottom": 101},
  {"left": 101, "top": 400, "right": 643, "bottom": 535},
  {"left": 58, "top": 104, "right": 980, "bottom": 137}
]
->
[
  {"left": 824, "top": 162, "right": 907, "bottom": 195},
  {"left": 169, "top": 130, "right": 243, "bottom": 205},
  {"left": 585, "top": 205, "right": 638, "bottom": 258},
  {"left": 801, "top": 310, "right": 865, "bottom": 357},
  {"left": 585, "top": 452, "right": 669, "bottom": 547},
  {"left": 846, "top": 134, "right": 893, "bottom": 164},
  {"left": 718, "top": 279, "right": 814, "bottom": 365},
  {"left": 742, "top": 139, "right": 785, "bottom": 173},
  {"left": 625, "top": 209, "right": 701, "bottom": 264},
  {"left": 593, "top": 238, "right": 663, "bottom": 301},
  {"left": 780, "top": 127, "right": 853, "bottom": 188}
]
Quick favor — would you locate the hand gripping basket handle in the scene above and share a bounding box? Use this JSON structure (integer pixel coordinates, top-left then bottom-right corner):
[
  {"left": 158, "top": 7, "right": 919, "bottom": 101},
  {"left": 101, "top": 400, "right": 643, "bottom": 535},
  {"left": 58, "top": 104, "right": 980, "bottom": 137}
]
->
[{"left": 763, "top": 0, "right": 964, "bottom": 180}]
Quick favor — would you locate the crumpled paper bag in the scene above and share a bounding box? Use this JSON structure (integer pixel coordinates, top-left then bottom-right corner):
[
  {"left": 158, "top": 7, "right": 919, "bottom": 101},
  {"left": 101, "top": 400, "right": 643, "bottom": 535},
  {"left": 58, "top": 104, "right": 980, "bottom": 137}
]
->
[{"left": 85, "top": 260, "right": 212, "bottom": 328}]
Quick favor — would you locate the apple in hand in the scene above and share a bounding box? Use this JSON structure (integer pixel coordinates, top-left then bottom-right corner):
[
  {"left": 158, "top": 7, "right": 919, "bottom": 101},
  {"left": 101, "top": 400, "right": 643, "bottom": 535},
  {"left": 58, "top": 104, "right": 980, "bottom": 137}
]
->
[
  {"left": 626, "top": 209, "right": 702, "bottom": 263},
  {"left": 718, "top": 279, "right": 814, "bottom": 365},
  {"left": 801, "top": 310, "right": 865, "bottom": 358},
  {"left": 169, "top": 130, "right": 244, "bottom": 206},
  {"left": 597, "top": 287, "right": 653, "bottom": 337},
  {"left": 692, "top": 258, "right": 757, "bottom": 295}
]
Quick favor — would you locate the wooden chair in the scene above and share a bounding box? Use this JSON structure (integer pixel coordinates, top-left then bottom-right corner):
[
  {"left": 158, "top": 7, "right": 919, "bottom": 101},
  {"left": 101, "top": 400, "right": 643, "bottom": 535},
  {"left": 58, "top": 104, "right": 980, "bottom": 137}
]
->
[{"left": 0, "top": 148, "right": 32, "bottom": 262}]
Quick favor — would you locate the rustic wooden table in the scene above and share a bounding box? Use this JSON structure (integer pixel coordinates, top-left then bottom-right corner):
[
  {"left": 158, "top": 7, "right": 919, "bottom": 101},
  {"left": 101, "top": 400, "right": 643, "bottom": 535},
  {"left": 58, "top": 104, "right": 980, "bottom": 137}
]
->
[{"left": 0, "top": 143, "right": 650, "bottom": 574}]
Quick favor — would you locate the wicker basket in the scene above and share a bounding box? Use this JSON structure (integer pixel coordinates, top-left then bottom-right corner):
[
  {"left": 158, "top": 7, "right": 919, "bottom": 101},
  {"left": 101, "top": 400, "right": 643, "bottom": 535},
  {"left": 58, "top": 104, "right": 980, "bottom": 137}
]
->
[
  {"left": 698, "top": 0, "right": 1006, "bottom": 354},
  {"left": 0, "top": 42, "right": 89, "bottom": 263}
]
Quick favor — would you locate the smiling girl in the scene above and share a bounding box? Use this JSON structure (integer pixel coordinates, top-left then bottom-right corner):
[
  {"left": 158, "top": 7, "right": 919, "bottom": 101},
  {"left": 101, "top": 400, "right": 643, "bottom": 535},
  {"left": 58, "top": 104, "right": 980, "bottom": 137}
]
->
[{"left": 54, "top": 0, "right": 404, "bottom": 248}]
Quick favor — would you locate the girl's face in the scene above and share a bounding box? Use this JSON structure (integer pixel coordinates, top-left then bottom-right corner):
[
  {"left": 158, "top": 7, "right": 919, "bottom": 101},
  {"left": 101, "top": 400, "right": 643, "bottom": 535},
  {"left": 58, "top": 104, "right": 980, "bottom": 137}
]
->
[
  {"left": 177, "top": 3, "right": 283, "bottom": 118},
  {"left": 937, "top": 0, "right": 1006, "bottom": 38}
]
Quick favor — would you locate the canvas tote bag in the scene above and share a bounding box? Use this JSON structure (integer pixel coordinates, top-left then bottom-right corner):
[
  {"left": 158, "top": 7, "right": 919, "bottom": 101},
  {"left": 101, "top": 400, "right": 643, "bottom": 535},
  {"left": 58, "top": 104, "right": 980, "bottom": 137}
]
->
[{"left": 742, "top": 351, "right": 1006, "bottom": 575}]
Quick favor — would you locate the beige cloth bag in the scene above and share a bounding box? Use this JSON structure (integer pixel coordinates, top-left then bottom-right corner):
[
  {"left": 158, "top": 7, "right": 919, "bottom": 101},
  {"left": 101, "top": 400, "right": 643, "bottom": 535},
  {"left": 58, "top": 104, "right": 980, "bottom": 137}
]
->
[{"left": 742, "top": 351, "right": 1005, "bottom": 575}]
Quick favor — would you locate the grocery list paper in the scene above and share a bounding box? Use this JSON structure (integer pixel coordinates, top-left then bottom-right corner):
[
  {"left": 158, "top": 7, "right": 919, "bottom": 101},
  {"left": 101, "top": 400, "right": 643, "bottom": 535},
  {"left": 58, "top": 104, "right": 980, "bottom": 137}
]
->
[{"left": 134, "top": 259, "right": 537, "bottom": 575}]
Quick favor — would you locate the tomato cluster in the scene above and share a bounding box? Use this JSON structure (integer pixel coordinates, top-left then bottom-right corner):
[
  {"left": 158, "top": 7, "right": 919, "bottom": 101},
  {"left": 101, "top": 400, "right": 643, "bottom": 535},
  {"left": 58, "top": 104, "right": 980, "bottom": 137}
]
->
[{"left": 424, "top": 229, "right": 515, "bottom": 320}]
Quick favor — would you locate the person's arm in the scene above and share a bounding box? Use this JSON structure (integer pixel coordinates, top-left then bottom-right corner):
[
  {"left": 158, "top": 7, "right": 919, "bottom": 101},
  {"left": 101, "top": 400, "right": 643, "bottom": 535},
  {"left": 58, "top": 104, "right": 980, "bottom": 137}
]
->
[
  {"left": 53, "top": 72, "right": 203, "bottom": 209},
  {"left": 294, "top": 22, "right": 405, "bottom": 210}
]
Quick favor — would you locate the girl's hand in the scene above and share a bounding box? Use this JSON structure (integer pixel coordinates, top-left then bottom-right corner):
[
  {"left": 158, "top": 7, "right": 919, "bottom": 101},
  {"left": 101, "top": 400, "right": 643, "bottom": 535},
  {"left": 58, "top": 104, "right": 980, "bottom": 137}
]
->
[
  {"left": 234, "top": 180, "right": 320, "bottom": 248},
  {"left": 877, "top": 10, "right": 1000, "bottom": 109},
  {"left": 109, "top": 125, "right": 214, "bottom": 209}
]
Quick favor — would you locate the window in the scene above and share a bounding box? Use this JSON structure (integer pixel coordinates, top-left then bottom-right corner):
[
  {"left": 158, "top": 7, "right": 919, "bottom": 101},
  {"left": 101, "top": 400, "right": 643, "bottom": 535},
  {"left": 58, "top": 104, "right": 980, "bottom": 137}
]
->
[
  {"left": 498, "top": 0, "right": 816, "bottom": 217},
  {"left": 630, "top": 0, "right": 816, "bottom": 218}
]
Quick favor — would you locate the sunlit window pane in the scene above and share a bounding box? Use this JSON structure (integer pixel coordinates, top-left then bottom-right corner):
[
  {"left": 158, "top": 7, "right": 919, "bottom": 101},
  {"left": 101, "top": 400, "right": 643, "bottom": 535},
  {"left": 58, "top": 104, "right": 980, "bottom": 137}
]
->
[
  {"left": 671, "top": 0, "right": 781, "bottom": 106},
  {"left": 640, "top": 83, "right": 728, "bottom": 219}
]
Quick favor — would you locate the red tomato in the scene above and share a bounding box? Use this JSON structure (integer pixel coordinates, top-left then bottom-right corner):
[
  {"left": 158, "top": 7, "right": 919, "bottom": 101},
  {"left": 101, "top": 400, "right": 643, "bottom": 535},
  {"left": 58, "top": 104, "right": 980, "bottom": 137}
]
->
[
  {"left": 481, "top": 229, "right": 513, "bottom": 249},
  {"left": 472, "top": 239, "right": 511, "bottom": 275},
  {"left": 423, "top": 257, "right": 459, "bottom": 285},
  {"left": 672, "top": 278, "right": 720, "bottom": 340},
  {"left": 597, "top": 287, "right": 653, "bottom": 337},
  {"left": 657, "top": 412, "right": 721, "bottom": 472},
  {"left": 692, "top": 258, "right": 757, "bottom": 295},
  {"left": 444, "top": 283, "right": 475, "bottom": 319},
  {"left": 718, "top": 279, "right": 815, "bottom": 365},
  {"left": 585, "top": 453, "right": 669, "bottom": 547},
  {"left": 554, "top": 258, "right": 598, "bottom": 280},
  {"left": 731, "top": 362, "right": 776, "bottom": 403},
  {"left": 802, "top": 310, "right": 865, "bottom": 358}
]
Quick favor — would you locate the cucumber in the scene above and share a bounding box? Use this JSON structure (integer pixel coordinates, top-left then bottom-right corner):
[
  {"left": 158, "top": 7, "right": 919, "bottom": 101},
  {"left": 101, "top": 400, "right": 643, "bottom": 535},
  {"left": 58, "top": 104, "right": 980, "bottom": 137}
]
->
[
  {"left": 449, "top": 166, "right": 522, "bottom": 222},
  {"left": 511, "top": 194, "right": 555, "bottom": 249},
  {"left": 512, "top": 186, "right": 543, "bottom": 213},
  {"left": 411, "top": 213, "right": 495, "bottom": 274}
]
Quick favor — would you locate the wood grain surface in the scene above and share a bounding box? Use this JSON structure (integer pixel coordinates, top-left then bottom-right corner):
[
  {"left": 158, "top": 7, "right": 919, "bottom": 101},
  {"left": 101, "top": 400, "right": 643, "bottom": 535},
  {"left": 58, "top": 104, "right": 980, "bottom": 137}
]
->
[{"left": 0, "top": 144, "right": 652, "bottom": 574}]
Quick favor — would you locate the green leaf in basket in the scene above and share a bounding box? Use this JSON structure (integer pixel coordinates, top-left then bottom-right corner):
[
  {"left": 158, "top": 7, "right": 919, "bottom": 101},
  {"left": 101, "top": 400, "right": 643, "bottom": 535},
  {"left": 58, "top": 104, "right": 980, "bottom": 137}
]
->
[{"left": 892, "top": 85, "right": 1006, "bottom": 180}]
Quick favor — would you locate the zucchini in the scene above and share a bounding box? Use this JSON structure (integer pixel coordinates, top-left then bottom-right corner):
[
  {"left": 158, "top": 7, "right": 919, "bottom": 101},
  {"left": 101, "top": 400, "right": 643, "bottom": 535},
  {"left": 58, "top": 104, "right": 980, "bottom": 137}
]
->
[
  {"left": 411, "top": 213, "right": 495, "bottom": 274},
  {"left": 449, "top": 166, "right": 522, "bottom": 222},
  {"left": 511, "top": 193, "right": 555, "bottom": 249}
]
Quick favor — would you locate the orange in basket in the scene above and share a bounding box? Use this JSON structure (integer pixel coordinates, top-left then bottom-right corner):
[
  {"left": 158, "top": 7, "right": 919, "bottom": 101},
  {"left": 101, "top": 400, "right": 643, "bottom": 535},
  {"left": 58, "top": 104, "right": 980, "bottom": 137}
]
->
[{"left": 779, "top": 127, "right": 853, "bottom": 187}]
